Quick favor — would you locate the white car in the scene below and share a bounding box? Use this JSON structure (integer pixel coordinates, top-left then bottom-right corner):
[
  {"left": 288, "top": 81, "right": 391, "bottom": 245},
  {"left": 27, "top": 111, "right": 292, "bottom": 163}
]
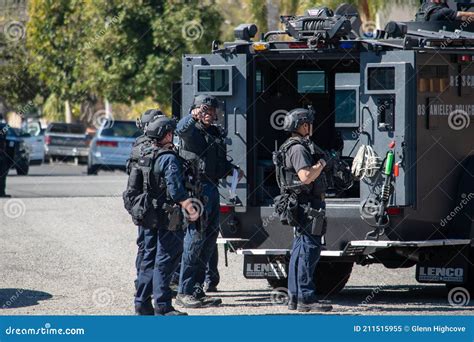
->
[
  {"left": 87, "top": 120, "right": 141, "bottom": 175},
  {"left": 14, "top": 128, "right": 45, "bottom": 165}
]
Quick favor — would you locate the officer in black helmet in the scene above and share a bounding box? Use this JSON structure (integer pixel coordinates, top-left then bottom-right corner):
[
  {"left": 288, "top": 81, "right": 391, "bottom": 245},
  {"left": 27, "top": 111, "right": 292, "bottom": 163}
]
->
[
  {"left": 127, "top": 109, "right": 163, "bottom": 301},
  {"left": 416, "top": 0, "right": 474, "bottom": 21},
  {"left": 175, "top": 94, "right": 244, "bottom": 308},
  {"left": 126, "top": 114, "right": 199, "bottom": 316},
  {"left": 274, "top": 108, "right": 333, "bottom": 313},
  {"left": 0, "top": 123, "right": 14, "bottom": 198}
]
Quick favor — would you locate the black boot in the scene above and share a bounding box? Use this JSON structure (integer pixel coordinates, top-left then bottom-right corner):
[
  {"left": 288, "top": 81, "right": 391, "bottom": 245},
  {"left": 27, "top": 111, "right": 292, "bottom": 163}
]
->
[{"left": 135, "top": 301, "right": 154, "bottom": 316}]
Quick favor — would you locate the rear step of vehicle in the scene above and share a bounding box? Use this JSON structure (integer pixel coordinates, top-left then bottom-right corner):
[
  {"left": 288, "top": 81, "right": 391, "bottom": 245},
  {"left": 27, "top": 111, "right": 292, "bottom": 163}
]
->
[
  {"left": 343, "top": 239, "right": 472, "bottom": 256},
  {"left": 237, "top": 249, "right": 343, "bottom": 257},
  {"left": 236, "top": 239, "right": 472, "bottom": 258}
]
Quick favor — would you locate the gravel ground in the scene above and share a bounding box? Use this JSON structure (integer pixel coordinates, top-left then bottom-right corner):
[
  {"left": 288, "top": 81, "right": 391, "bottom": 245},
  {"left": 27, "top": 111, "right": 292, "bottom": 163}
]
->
[{"left": 1, "top": 196, "right": 473, "bottom": 316}]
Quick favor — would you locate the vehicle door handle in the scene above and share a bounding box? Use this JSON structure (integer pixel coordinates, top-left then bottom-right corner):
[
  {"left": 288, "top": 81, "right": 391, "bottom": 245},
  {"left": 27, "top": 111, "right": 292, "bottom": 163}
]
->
[{"left": 233, "top": 107, "right": 239, "bottom": 135}]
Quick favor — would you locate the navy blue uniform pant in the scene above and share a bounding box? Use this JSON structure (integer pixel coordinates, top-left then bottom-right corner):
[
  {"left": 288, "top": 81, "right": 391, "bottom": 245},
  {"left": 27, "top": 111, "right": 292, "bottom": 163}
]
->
[
  {"left": 288, "top": 232, "right": 322, "bottom": 304},
  {"left": 134, "top": 226, "right": 145, "bottom": 291},
  {"left": 179, "top": 181, "right": 220, "bottom": 296},
  {"left": 172, "top": 245, "right": 219, "bottom": 287},
  {"left": 135, "top": 227, "right": 184, "bottom": 313}
]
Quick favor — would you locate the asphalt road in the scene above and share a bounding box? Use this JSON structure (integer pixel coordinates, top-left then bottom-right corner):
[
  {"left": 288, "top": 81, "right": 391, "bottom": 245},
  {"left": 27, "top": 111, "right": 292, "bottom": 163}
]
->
[
  {"left": 0, "top": 163, "right": 473, "bottom": 315},
  {"left": 7, "top": 163, "right": 126, "bottom": 198}
]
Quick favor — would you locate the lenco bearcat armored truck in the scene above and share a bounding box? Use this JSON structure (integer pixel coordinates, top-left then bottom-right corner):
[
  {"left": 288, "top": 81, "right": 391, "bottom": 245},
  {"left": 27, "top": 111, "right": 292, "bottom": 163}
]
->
[{"left": 173, "top": 3, "right": 474, "bottom": 295}]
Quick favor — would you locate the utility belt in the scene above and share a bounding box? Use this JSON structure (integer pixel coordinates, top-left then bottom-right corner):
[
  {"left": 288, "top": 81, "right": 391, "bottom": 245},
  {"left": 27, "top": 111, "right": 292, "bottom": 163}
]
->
[{"left": 274, "top": 192, "right": 327, "bottom": 236}]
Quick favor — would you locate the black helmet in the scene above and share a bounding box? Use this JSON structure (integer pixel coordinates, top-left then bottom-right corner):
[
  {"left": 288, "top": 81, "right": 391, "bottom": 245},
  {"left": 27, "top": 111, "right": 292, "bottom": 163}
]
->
[
  {"left": 192, "top": 95, "right": 219, "bottom": 109},
  {"left": 283, "top": 108, "right": 315, "bottom": 132},
  {"left": 136, "top": 109, "right": 163, "bottom": 131},
  {"left": 145, "top": 115, "right": 177, "bottom": 141}
]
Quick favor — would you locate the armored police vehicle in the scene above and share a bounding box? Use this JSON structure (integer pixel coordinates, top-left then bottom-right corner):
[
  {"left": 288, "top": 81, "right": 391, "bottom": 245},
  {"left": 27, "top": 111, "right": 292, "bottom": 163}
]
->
[{"left": 175, "top": 3, "right": 474, "bottom": 295}]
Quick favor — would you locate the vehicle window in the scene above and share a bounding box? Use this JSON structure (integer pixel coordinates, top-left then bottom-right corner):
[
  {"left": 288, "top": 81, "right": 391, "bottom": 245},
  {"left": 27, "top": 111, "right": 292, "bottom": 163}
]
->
[
  {"left": 335, "top": 89, "right": 357, "bottom": 125},
  {"left": 197, "top": 68, "right": 230, "bottom": 93},
  {"left": 100, "top": 122, "right": 140, "bottom": 138},
  {"left": 69, "top": 125, "right": 86, "bottom": 134},
  {"left": 48, "top": 124, "right": 68, "bottom": 133},
  {"left": 48, "top": 124, "right": 85, "bottom": 134},
  {"left": 297, "top": 71, "right": 326, "bottom": 93},
  {"left": 367, "top": 67, "right": 395, "bottom": 91}
]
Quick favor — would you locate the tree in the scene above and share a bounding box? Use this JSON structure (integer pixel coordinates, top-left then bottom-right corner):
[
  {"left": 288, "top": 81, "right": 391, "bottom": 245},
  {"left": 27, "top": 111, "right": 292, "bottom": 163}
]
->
[
  {"left": 0, "top": 29, "right": 41, "bottom": 114},
  {"left": 85, "top": 0, "right": 222, "bottom": 107},
  {"left": 27, "top": 0, "right": 91, "bottom": 122},
  {"left": 245, "top": 0, "right": 268, "bottom": 34}
]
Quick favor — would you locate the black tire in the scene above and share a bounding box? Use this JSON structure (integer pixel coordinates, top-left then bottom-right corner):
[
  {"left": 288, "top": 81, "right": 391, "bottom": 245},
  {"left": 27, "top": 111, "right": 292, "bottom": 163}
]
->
[
  {"left": 314, "top": 262, "right": 353, "bottom": 296},
  {"left": 16, "top": 163, "right": 29, "bottom": 176},
  {"left": 267, "top": 278, "right": 288, "bottom": 289},
  {"left": 87, "top": 164, "right": 99, "bottom": 175}
]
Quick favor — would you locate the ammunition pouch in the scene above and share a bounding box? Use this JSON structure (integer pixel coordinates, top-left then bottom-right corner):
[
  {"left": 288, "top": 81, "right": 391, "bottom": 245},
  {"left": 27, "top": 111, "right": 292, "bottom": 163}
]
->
[
  {"left": 274, "top": 192, "right": 300, "bottom": 226},
  {"left": 162, "top": 203, "right": 184, "bottom": 231},
  {"left": 124, "top": 191, "right": 161, "bottom": 229}
]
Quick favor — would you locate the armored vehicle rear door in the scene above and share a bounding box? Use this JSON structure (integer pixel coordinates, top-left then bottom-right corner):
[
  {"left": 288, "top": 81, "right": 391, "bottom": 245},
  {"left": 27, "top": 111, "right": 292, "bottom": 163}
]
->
[
  {"left": 181, "top": 54, "right": 248, "bottom": 206},
  {"left": 359, "top": 51, "right": 417, "bottom": 207}
]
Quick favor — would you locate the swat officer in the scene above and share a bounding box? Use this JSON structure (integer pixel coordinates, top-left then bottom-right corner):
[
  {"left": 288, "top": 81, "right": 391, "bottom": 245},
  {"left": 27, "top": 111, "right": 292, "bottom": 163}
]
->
[
  {"left": 0, "top": 123, "right": 13, "bottom": 198},
  {"left": 175, "top": 95, "right": 244, "bottom": 308},
  {"left": 416, "top": 0, "right": 474, "bottom": 21},
  {"left": 130, "top": 115, "right": 199, "bottom": 316},
  {"left": 128, "top": 109, "right": 163, "bottom": 295},
  {"left": 276, "top": 108, "right": 333, "bottom": 313}
]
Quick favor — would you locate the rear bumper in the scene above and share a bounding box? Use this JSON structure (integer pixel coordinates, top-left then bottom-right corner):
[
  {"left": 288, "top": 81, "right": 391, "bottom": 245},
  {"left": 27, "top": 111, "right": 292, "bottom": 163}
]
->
[
  {"left": 89, "top": 150, "right": 128, "bottom": 167},
  {"left": 46, "top": 145, "right": 89, "bottom": 157}
]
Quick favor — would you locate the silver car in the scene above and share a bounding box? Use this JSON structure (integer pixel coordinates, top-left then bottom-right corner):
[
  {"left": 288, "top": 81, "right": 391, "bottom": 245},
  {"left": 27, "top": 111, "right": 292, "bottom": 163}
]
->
[{"left": 87, "top": 120, "right": 141, "bottom": 175}]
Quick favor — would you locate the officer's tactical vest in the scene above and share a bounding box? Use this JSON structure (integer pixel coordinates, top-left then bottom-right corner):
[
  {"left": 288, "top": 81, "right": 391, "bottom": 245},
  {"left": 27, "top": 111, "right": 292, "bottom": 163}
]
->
[
  {"left": 179, "top": 122, "right": 230, "bottom": 181},
  {"left": 273, "top": 136, "right": 327, "bottom": 197},
  {"left": 126, "top": 134, "right": 153, "bottom": 174},
  {"left": 416, "top": 2, "right": 449, "bottom": 21},
  {"left": 123, "top": 145, "right": 177, "bottom": 229}
]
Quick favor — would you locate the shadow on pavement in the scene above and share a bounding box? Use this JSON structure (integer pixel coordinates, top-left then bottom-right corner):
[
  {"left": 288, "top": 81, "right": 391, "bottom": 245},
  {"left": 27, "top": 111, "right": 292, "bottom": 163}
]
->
[
  {"left": 0, "top": 288, "right": 53, "bottom": 309},
  {"left": 216, "top": 285, "right": 473, "bottom": 312}
]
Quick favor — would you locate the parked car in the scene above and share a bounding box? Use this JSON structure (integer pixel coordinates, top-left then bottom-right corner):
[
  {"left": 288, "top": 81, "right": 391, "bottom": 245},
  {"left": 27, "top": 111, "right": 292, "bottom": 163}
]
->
[
  {"left": 5, "top": 126, "right": 30, "bottom": 175},
  {"left": 44, "top": 123, "right": 92, "bottom": 164},
  {"left": 87, "top": 120, "right": 141, "bottom": 175},
  {"left": 14, "top": 128, "right": 45, "bottom": 165}
]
